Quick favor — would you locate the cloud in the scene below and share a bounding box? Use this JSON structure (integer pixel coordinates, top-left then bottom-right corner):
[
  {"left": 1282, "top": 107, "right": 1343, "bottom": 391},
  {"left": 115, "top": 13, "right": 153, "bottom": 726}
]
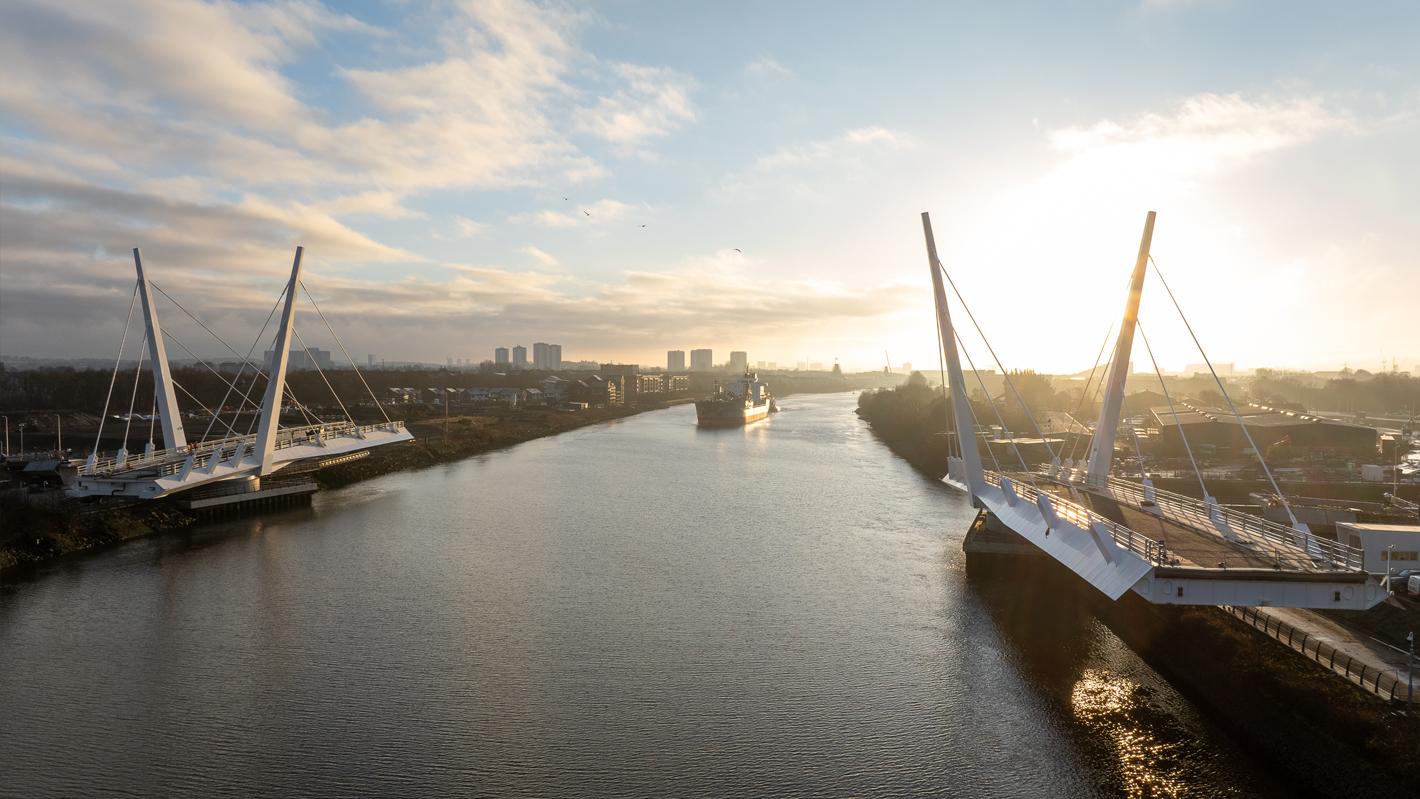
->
[
  {"left": 454, "top": 216, "right": 487, "bottom": 237},
  {"left": 321, "top": 191, "right": 423, "bottom": 220},
  {"left": 1046, "top": 93, "right": 1350, "bottom": 181},
  {"left": 744, "top": 56, "right": 792, "bottom": 79},
  {"left": 751, "top": 126, "right": 907, "bottom": 172},
  {"left": 521, "top": 245, "right": 560, "bottom": 266},
  {"left": 573, "top": 63, "right": 697, "bottom": 146},
  {"left": 509, "top": 198, "right": 635, "bottom": 227}
]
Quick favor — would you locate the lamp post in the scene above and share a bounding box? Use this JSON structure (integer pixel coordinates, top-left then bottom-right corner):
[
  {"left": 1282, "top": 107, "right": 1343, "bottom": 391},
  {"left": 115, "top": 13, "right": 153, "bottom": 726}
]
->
[
  {"left": 2, "top": 415, "right": 8, "bottom": 456},
  {"left": 1408, "top": 631, "right": 1415, "bottom": 709}
]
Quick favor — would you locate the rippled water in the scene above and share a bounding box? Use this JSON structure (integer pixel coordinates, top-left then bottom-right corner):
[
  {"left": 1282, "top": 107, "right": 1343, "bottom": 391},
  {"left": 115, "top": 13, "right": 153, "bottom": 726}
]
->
[{"left": 1, "top": 393, "right": 1285, "bottom": 797}]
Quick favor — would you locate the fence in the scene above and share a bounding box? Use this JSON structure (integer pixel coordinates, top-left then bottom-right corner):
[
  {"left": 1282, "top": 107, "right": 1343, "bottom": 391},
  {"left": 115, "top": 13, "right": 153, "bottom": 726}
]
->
[{"left": 1223, "top": 605, "right": 1411, "bottom": 703}]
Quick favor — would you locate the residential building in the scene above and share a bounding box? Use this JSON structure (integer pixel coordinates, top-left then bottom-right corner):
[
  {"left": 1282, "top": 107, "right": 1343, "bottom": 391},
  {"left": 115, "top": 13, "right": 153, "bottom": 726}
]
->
[
  {"left": 541, "top": 375, "right": 568, "bottom": 399},
  {"left": 495, "top": 347, "right": 509, "bottom": 365},
  {"left": 512, "top": 345, "right": 528, "bottom": 368},
  {"left": 667, "top": 350, "right": 686, "bottom": 371},
  {"left": 729, "top": 351, "right": 748, "bottom": 373},
  {"left": 549, "top": 343, "right": 562, "bottom": 370},
  {"left": 665, "top": 375, "right": 689, "bottom": 392},
  {"left": 690, "top": 348, "right": 713, "bottom": 371},
  {"left": 636, "top": 374, "right": 664, "bottom": 394},
  {"left": 571, "top": 375, "right": 620, "bottom": 406}
]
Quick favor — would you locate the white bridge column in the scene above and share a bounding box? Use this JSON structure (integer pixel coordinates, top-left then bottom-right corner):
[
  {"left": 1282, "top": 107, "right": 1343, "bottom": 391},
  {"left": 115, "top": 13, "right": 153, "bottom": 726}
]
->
[
  {"left": 1086, "top": 211, "right": 1155, "bottom": 487},
  {"left": 255, "top": 247, "right": 303, "bottom": 476},
  {"left": 134, "top": 249, "right": 187, "bottom": 451},
  {"left": 922, "top": 212, "right": 986, "bottom": 498}
]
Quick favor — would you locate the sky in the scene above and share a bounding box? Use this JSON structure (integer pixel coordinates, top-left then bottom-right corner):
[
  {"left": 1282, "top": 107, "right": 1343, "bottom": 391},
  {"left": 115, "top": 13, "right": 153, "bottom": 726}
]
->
[{"left": 1, "top": 0, "right": 1417, "bottom": 374}]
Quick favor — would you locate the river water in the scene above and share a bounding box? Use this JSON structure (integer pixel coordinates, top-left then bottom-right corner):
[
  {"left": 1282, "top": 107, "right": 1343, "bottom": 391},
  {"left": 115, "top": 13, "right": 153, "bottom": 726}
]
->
[{"left": 1, "top": 393, "right": 1286, "bottom": 797}]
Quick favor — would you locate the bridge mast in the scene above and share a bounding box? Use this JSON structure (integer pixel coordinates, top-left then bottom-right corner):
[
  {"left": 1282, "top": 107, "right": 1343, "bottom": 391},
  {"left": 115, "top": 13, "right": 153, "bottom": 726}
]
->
[
  {"left": 255, "top": 247, "right": 303, "bottom": 476},
  {"left": 1085, "top": 211, "right": 1155, "bottom": 487},
  {"left": 922, "top": 212, "right": 985, "bottom": 498},
  {"left": 134, "top": 249, "right": 187, "bottom": 451}
]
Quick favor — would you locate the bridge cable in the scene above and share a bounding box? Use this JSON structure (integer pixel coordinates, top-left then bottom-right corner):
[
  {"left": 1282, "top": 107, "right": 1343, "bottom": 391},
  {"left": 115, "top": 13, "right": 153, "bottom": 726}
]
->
[
  {"left": 292, "top": 325, "right": 356, "bottom": 427},
  {"left": 937, "top": 259, "right": 1058, "bottom": 463},
  {"left": 1064, "top": 325, "right": 1119, "bottom": 468},
  {"left": 169, "top": 376, "right": 240, "bottom": 439},
  {"left": 196, "top": 287, "right": 286, "bottom": 442},
  {"left": 121, "top": 332, "right": 148, "bottom": 453},
  {"left": 1137, "top": 320, "right": 1209, "bottom": 501},
  {"left": 150, "top": 280, "right": 322, "bottom": 433},
  {"left": 92, "top": 281, "right": 140, "bottom": 456},
  {"left": 953, "top": 330, "right": 1026, "bottom": 480},
  {"left": 159, "top": 327, "right": 274, "bottom": 438},
  {"left": 300, "top": 281, "right": 392, "bottom": 424},
  {"left": 1149, "top": 256, "right": 1301, "bottom": 528},
  {"left": 932, "top": 304, "right": 959, "bottom": 462}
]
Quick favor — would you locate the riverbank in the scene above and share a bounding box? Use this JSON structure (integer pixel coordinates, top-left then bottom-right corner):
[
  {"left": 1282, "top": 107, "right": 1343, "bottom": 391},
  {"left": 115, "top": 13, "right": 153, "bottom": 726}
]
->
[
  {"left": 0, "top": 402, "right": 658, "bottom": 574},
  {"left": 857, "top": 396, "right": 1419, "bottom": 796}
]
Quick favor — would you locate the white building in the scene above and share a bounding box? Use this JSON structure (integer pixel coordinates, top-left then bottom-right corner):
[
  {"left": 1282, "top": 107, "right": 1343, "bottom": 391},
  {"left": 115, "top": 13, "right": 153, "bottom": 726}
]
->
[
  {"left": 667, "top": 350, "right": 686, "bottom": 371},
  {"left": 729, "top": 351, "right": 748, "bottom": 373},
  {"left": 1335, "top": 522, "right": 1420, "bottom": 573},
  {"left": 690, "top": 348, "right": 713, "bottom": 371}
]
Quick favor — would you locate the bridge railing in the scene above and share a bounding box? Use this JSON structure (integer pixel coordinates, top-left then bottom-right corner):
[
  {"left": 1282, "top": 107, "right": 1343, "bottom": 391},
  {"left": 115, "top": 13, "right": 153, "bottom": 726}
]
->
[
  {"left": 983, "top": 470, "right": 1169, "bottom": 565},
  {"left": 82, "top": 420, "right": 406, "bottom": 478},
  {"left": 1103, "top": 476, "right": 1364, "bottom": 573}
]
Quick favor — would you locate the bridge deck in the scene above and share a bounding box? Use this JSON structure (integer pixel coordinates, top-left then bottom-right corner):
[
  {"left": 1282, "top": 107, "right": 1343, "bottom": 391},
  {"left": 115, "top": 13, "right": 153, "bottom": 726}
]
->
[{"left": 1036, "top": 482, "right": 1329, "bottom": 573}]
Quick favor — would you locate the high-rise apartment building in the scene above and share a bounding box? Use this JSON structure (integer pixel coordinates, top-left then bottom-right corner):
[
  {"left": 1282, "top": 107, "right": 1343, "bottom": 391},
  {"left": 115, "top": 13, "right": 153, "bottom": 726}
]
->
[
  {"left": 495, "top": 347, "right": 510, "bottom": 365},
  {"left": 690, "top": 348, "right": 713, "bottom": 371},
  {"left": 667, "top": 350, "right": 686, "bottom": 371},
  {"left": 512, "top": 345, "right": 528, "bottom": 368},
  {"left": 729, "top": 351, "right": 748, "bottom": 373},
  {"left": 549, "top": 343, "right": 562, "bottom": 370}
]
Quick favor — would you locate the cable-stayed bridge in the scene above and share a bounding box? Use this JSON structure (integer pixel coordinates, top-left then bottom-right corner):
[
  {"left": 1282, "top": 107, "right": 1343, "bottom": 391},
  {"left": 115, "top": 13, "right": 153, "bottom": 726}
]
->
[
  {"left": 70, "top": 247, "right": 413, "bottom": 500},
  {"left": 922, "top": 211, "right": 1387, "bottom": 611}
]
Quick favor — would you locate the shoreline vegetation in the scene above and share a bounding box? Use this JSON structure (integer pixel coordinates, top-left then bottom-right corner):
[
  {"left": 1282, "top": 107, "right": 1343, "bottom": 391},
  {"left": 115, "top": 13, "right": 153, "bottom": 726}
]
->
[
  {"left": 2, "top": 376, "right": 885, "bottom": 576},
  {"left": 856, "top": 377, "right": 1419, "bottom": 797}
]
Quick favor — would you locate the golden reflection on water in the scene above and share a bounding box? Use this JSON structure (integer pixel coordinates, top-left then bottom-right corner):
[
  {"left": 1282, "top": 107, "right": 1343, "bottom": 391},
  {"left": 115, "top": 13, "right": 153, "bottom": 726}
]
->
[{"left": 1070, "top": 669, "right": 1187, "bottom": 799}]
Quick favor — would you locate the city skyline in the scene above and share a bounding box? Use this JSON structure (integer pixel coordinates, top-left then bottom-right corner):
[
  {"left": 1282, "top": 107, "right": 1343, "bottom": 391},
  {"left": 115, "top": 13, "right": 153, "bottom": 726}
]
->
[{"left": 1, "top": 1, "right": 1417, "bottom": 374}]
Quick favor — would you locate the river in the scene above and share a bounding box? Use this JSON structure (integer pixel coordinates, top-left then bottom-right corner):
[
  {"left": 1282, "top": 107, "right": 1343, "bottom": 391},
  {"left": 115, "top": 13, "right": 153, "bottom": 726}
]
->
[{"left": 1, "top": 393, "right": 1286, "bottom": 797}]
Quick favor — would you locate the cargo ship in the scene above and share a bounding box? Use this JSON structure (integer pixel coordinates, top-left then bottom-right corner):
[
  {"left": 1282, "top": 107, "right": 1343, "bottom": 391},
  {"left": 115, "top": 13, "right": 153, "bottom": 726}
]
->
[{"left": 695, "top": 371, "right": 778, "bottom": 427}]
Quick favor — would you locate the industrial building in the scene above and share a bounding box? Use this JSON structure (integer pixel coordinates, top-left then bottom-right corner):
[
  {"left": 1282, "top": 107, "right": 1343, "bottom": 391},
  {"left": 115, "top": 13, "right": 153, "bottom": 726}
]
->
[
  {"left": 1147, "top": 403, "right": 1377, "bottom": 456},
  {"left": 1335, "top": 522, "right": 1420, "bottom": 573}
]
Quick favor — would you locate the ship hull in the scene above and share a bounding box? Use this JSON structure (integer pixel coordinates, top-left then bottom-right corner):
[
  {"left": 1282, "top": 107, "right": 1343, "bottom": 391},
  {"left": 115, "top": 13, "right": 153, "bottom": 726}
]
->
[{"left": 695, "top": 401, "right": 771, "bottom": 427}]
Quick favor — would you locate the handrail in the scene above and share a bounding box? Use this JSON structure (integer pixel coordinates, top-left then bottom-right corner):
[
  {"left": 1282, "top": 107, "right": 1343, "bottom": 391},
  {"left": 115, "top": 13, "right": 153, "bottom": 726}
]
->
[
  {"left": 82, "top": 420, "right": 406, "bottom": 477},
  {"left": 983, "top": 469, "right": 1169, "bottom": 565},
  {"left": 1102, "top": 475, "right": 1364, "bottom": 573}
]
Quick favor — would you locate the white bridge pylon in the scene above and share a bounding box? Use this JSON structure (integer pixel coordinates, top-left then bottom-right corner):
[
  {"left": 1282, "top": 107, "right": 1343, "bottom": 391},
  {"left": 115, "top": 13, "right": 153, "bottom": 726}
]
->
[
  {"left": 923, "top": 211, "right": 1386, "bottom": 610},
  {"left": 70, "top": 247, "right": 413, "bottom": 499}
]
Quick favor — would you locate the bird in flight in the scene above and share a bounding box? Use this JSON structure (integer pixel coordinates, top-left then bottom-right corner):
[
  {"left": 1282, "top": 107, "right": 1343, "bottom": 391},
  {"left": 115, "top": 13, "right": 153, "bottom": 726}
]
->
[
  {"left": 563, "top": 197, "right": 568, "bottom": 201},
  {"left": 583, "top": 210, "right": 591, "bottom": 217},
  {"left": 733, "top": 248, "right": 742, "bottom": 253},
  {"left": 640, "top": 224, "right": 647, "bottom": 228}
]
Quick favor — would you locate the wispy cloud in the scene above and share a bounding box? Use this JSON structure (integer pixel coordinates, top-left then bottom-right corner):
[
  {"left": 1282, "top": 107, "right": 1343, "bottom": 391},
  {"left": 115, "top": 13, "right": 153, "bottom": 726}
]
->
[
  {"left": 574, "top": 63, "right": 697, "bottom": 147},
  {"left": 744, "top": 56, "right": 792, "bottom": 79},
  {"left": 1047, "top": 93, "right": 1350, "bottom": 179},
  {"left": 510, "top": 198, "right": 636, "bottom": 227},
  {"left": 521, "top": 245, "right": 560, "bottom": 266}
]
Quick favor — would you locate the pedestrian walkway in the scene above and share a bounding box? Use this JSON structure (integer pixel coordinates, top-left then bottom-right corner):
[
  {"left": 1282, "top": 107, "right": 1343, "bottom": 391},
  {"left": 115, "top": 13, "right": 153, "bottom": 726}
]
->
[{"left": 1223, "top": 604, "right": 1414, "bottom": 703}]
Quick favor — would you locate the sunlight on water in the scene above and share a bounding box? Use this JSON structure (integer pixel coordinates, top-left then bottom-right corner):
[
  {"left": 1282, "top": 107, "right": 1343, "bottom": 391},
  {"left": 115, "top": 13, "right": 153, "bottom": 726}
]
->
[{"left": 1071, "top": 668, "right": 1188, "bottom": 799}]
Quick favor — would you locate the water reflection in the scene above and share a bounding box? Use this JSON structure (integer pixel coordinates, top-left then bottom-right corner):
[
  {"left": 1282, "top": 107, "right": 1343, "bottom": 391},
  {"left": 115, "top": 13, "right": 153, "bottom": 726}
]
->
[{"left": 2, "top": 394, "right": 1286, "bottom": 798}]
